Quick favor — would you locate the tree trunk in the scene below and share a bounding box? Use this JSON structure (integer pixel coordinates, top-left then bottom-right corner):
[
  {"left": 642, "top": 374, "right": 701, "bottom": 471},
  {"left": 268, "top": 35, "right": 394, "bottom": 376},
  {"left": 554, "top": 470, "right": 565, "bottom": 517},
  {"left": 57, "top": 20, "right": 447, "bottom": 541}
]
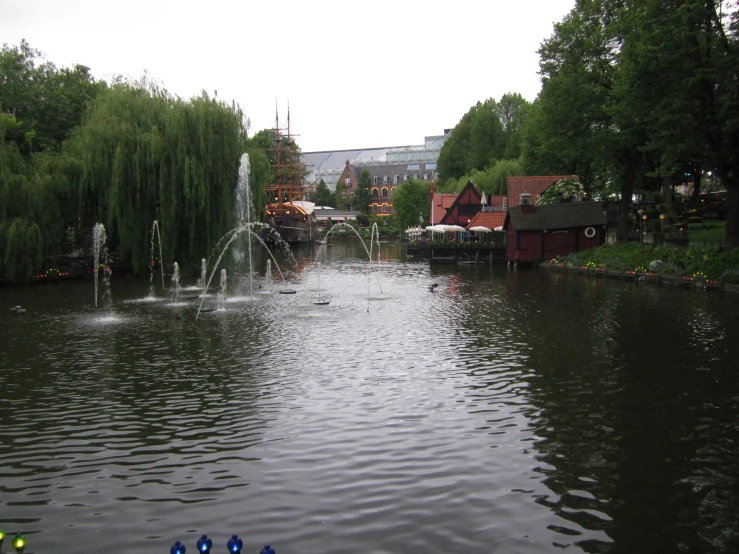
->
[
  {"left": 726, "top": 182, "right": 739, "bottom": 251},
  {"left": 617, "top": 158, "right": 639, "bottom": 242},
  {"left": 617, "top": 177, "right": 634, "bottom": 242},
  {"left": 690, "top": 164, "right": 702, "bottom": 207},
  {"left": 661, "top": 174, "right": 673, "bottom": 209}
]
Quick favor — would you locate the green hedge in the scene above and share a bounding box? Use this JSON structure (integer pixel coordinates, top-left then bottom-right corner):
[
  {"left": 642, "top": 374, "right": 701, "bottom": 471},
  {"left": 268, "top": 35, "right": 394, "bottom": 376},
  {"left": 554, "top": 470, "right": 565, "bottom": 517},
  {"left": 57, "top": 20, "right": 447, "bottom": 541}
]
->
[{"left": 558, "top": 243, "right": 739, "bottom": 282}]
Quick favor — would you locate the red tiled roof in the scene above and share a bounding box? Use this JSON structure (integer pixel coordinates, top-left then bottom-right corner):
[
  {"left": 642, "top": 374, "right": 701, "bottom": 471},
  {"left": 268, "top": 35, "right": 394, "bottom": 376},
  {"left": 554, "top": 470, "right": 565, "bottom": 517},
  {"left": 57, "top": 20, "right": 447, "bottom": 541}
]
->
[
  {"left": 467, "top": 211, "right": 506, "bottom": 230},
  {"left": 507, "top": 176, "right": 579, "bottom": 207},
  {"left": 431, "top": 194, "right": 457, "bottom": 224},
  {"left": 489, "top": 195, "right": 506, "bottom": 207}
]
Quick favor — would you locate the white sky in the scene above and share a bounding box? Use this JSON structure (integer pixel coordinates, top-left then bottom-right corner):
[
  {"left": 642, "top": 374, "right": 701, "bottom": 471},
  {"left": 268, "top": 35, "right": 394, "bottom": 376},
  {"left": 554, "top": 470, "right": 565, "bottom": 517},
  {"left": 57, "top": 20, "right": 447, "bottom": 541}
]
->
[{"left": 2, "top": 0, "right": 575, "bottom": 153}]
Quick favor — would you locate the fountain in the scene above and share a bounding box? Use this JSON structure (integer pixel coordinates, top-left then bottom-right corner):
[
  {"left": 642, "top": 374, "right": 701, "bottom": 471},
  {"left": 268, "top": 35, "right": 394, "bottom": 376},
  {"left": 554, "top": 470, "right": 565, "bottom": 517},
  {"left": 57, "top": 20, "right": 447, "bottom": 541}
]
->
[
  {"left": 262, "top": 259, "right": 273, "bottom": 293},
  {"left": 324, "top": 221, "right": 384, "bottom": 310},
  {"left": 370, "top": 222, "right": 381, "bottom": 263},
  {"left": 150, "top": 220, "right": 165, "bottom": 293},
  {"left": 92, "top": 223, "right": 107, "bottom": 308},
  {"left": 172, "top": 262, "right": 180, "bottom": 304},
  {"left": 313, "top": 262, "right": 329, "bottom": 305},
  {"left": 217, "top": 269, "right": 227, "bottom": 309},
  {"left": 198, "top": 258, "right": 207, "bottom": 289},
  {"left": 196, "top": 153, "right": 298, "bottom": 319},
  {"left": 235, "top": 153, "right": 254, "bottom": 299}
]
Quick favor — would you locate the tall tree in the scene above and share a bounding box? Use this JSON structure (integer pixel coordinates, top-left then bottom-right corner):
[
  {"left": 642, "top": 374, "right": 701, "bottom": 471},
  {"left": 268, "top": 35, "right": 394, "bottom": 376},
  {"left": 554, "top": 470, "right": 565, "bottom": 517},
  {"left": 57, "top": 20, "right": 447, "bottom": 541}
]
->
[
  {"left": 356, "top": 168, "right": 373, "bottom": 216},
  {"left": 314, "top": 178, "right": 335, "bottom": 207},
  {"left": 68, "top": 82, "right": 250, "bottom": 272},
  {"left": 1, "top": 40, "right": 104, "bottom": 154},
  {"left": 496, "top": 93, "right": 531, "bottom": 159},
  {"left": 437, "top": 99, "right": 506, "bottom": 183},
  {"left": 392, "top": 179, "right": 432, "bottom": 230}
]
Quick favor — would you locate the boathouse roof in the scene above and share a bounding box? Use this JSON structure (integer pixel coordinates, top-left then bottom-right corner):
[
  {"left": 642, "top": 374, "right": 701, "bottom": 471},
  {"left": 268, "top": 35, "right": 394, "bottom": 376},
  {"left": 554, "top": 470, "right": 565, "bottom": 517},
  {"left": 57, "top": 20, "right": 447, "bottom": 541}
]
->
[
  {"left": 506, "top": 202, "right": 606, "bottom": 231},
  {"left": 506, "top": 175, "right": 579, "bottom": 208}
]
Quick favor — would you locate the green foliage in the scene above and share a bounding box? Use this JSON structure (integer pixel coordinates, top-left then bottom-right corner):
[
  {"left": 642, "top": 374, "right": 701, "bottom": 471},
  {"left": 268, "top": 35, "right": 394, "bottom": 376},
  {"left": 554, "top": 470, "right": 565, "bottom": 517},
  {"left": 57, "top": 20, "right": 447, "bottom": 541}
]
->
[
  {"left": 248, "top": 127, "right": 304, "bottom": 186},
  {"left": 1, "top": 40, "right": 105, "bottom": 154},
  {"left": 524, "top": 0, "right": 739, "bottom": 248},
  {"left": 392, "top": 179, "right": 431, "bottom": 230},
  {"left": 537, "top": 178, "right": 585, "bottom": 206},
  {"left": 438, "top": 159, "right": 523, "bottom": 197},
  {"left": 356, "top": 168, "right": 372, "bottom": 216},
  {"left": 570, "top": 242, "right": 739, "bottom": 280},
  {"left": 0, "top": 217, "right": 43, "bottom": 281},
  {"left": 335, "top": 181, "right": 347, "bottom": 208},
  {"left": 497, "top": 93, "right": 530, "bottom": 159},
  {"left": 314, "top": 178, "right": 335, "bottom": 207},
  {"left": 67, "top": 82, "right": 249, "bottom": 273}
]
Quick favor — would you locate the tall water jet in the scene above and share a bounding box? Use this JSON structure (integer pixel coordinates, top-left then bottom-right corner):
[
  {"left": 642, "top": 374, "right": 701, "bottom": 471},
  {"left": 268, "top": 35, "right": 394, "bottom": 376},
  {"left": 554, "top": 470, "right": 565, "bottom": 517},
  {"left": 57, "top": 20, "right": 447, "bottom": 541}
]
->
[
  {"left": 218, "top": 269, "right": 227, "bottom": 309},
  {"left": 370, "top": 223, "right": 381, "bottom": 263},
  {"left": 198, "top": 258, "right": 207, "bottom": 289},
  {"left": 92, "top": 223, "right": 107, "bottom": 308},
  {"left": 265, "top": 259, "right": 273, "bottom": 290},
  {"left": 313, "top": 261, "right": 329, "bottom": 305},
  {"left": 235, "top": 153, "right": 254, "bottom": 300},
  {"left": 150, "top": 220, "right": 165, "bottom": 292},
  {"left": 172, "top": 262, "right": 181, "bottom": 304}
]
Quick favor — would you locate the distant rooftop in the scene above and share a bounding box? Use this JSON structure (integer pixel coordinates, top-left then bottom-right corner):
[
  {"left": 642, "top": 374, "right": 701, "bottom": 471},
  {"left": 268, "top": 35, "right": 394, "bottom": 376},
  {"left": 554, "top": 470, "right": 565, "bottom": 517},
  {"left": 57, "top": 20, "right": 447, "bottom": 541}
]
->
[{"left": 303, "top": 132, "right": 450, "bottom": 191}]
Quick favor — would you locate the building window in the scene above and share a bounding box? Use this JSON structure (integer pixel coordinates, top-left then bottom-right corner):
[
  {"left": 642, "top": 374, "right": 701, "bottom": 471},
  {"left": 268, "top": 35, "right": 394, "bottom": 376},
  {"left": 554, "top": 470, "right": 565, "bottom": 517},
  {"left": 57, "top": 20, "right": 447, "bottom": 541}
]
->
[
  {"left": 414, "top": 174, "right": 419, "bottom": 180},
  {"left": 373, "top": 176, "right": 379, "bottom": 184},
  {"left": 393, "top": 175, "right": 398, "bottom": 184},
  {"left": 383, "top": 175, "right": 388, "bottom": 184},
  {"left": 503, "top": 197, "right": 508, "bottom": 208},
  {"left": 423, "top": 173, "right": 428, "bottom": 180},
  {"left": 382, "top": 188, "right": 388, "bottom": 197},
  {"left": 426, "top": 163, "right": 437, "bottom": 170},
  {"left": 372, "top": 204, "right": 377, "bottom": 213},
  {"left": 341, "top": 190, "right": 346, "bottom": 198},
  {"left": 350, "top": 190, "right": 354, "bottom": 197},
  {"left": 391, "top": 187, "right": 396, "bottom": 196},
  {"left": 372, "top": 188, "right": 378, "bottom": 196},
  {"left": 403, "top": 174, "right": 408, "bottom": 181},
  {"left": 407, "top": 164, "right": 419, "bottom": 171},
  {"left": 382, "top": 204, "right": 388, "bottom": 212},
  {"left": 345, "top": 177, "right": 350, "bottom": 186}
]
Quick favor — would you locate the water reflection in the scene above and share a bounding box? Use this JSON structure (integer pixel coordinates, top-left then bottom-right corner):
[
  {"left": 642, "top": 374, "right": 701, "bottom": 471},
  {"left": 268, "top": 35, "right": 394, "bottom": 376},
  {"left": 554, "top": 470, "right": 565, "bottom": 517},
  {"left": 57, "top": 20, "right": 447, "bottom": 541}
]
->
[{"left": 1, "top": 246, "right": 738, "bottom": 553}]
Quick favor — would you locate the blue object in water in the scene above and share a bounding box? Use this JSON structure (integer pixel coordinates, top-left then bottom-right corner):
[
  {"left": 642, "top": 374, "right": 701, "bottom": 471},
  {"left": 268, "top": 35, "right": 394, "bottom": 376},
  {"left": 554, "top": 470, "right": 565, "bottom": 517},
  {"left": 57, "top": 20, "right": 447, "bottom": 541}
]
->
[
  {"left": 170, "top": 540, "right": 186, "bottom": 554},
  {"left": 196, "top": 534, "right": 212, "bottom": 553},
  {"left": 227, "top": 535, "right": 243, "bottom": 553}
]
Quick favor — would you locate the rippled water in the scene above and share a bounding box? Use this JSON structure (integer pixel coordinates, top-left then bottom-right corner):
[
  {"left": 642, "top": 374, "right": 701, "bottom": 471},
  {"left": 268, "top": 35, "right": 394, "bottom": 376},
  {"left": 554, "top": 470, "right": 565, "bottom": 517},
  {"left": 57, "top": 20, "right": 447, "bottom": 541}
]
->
[{"left": 1, "top": 241, "right": 738, "bottom": 553}]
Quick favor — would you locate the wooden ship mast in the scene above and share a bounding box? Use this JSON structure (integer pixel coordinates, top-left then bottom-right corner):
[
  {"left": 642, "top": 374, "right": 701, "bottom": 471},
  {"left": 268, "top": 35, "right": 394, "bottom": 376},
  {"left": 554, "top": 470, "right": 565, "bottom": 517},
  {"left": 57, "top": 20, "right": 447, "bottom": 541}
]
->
[{"left": 265, "top": 105, "right": 306, "bottom": 205}]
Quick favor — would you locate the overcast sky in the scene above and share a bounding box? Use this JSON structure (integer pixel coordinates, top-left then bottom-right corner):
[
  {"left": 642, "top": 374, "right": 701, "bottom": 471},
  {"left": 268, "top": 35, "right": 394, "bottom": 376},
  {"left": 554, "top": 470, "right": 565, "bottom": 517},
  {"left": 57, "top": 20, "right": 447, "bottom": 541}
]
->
[{"left": 2, "top": 0, "right": 576, "bottom": 153}]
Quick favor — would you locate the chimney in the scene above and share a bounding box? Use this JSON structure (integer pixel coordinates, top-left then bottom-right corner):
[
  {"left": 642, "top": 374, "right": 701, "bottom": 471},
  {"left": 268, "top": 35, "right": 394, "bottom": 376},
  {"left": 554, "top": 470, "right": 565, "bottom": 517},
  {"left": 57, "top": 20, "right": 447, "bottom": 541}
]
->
[{"left": 518, "top": 192, "right": 535, "bottom": 214}]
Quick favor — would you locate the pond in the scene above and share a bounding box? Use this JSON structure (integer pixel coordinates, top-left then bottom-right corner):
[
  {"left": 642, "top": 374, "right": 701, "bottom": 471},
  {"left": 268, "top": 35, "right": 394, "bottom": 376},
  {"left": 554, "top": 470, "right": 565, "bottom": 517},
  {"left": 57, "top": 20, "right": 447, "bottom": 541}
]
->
[{"left": 1, "top": 241, "right": 738, "bottom": 553}]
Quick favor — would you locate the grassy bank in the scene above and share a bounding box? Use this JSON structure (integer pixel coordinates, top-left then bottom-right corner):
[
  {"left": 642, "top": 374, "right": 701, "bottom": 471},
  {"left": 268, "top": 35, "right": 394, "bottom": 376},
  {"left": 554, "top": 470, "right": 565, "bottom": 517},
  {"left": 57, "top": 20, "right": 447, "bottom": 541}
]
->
[{"left": 555, "top": 242, "right": 739, "bottom": 283}]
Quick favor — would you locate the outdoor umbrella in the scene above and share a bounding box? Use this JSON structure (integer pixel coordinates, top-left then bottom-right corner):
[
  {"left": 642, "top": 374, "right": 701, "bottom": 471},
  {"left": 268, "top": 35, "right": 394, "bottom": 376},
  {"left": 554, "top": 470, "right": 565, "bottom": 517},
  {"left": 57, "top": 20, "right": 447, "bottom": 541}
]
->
[{"left": 469, "top": 226, "right": 491, "bottom": 232}]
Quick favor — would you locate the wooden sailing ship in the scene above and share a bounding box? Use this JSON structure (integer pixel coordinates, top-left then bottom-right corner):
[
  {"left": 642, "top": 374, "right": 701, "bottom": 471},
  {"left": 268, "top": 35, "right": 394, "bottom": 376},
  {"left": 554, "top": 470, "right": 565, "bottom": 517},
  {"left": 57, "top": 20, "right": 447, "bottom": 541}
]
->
[{"left": 264, "top": 108, "right": 316, "bottom": 244}]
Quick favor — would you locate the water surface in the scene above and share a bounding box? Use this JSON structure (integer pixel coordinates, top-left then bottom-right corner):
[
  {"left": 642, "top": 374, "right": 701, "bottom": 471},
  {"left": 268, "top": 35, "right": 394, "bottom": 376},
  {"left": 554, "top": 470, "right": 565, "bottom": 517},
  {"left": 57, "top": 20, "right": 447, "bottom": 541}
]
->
[{"left": 1, "top": 242, "right": 738, "bottom": 553}]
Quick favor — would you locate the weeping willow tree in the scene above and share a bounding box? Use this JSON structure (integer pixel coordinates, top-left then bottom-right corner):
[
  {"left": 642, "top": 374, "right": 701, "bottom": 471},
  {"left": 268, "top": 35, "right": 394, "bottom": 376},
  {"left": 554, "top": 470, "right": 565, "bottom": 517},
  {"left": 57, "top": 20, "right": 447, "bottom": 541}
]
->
[
  {"left": 0, "top": 112, "right": 68, "bottom": 281},
  {"left": 68, "top": 80, "right": 256, "bottom": 273}
]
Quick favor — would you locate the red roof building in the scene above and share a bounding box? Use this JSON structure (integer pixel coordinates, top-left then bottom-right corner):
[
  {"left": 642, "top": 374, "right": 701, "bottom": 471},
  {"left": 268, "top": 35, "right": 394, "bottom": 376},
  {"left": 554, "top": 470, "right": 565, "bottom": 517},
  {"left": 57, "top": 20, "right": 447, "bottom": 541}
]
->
[
  {"left": 467, "top": 211, "right": 506, "bottom": 230},
  {"left": 431, "top": 193, "right": 457, "bottom": 224},
  {"left": 506, "top": 175, "right": 579, "bottom": 208},
  {"left": 439, "top": 182, "right": 483, "bottom": 226},
  {"left": 504, "top": 192, "right": 606, "bottom": 265}
]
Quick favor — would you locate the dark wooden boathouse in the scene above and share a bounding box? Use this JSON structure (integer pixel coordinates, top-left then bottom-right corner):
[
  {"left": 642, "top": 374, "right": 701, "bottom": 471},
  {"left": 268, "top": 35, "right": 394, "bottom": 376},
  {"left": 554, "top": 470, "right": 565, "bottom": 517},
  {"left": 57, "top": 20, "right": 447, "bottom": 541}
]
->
[{"left": 504, "top": 193, "right": 606, "bottom": 265}]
